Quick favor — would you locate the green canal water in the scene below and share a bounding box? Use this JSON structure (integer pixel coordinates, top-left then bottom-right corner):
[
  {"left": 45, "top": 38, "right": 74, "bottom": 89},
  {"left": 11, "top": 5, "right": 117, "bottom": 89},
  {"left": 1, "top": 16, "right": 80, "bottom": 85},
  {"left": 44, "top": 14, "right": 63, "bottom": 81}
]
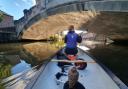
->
[
  {"left": 0, "top": 42, "right": 62, "bottom": 89},
  {"left": 0, "top": 42, "right": 127, "bottom": 88},
  {"left": 88, "top": 43, "right": 128, "bottom": 86}
]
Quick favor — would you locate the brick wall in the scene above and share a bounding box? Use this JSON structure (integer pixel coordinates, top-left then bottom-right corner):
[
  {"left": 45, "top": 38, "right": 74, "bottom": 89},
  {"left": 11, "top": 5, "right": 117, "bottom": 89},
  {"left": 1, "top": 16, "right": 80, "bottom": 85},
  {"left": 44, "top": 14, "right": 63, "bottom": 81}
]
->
[{"left": 0, "top": 14, "right": 14, "bottom": 28}]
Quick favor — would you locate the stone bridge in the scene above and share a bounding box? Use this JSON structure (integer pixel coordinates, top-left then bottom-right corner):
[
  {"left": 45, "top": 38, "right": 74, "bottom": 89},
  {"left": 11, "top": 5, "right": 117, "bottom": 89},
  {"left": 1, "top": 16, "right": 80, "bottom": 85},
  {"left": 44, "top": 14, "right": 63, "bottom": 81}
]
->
[{"left": 14, "top": 0, "right": 128, "bottom": 40}]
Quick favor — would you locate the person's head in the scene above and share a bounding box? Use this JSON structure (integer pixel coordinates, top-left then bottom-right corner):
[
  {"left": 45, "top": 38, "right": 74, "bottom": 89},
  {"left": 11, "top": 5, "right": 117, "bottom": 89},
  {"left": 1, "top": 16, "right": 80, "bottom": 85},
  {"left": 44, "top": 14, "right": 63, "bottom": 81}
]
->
[
  {"left": 68, "top": 67, "right": 79, "bottom": 88},
  {"left": 68, "top": 25, "right": 74, "bottom": 32}
]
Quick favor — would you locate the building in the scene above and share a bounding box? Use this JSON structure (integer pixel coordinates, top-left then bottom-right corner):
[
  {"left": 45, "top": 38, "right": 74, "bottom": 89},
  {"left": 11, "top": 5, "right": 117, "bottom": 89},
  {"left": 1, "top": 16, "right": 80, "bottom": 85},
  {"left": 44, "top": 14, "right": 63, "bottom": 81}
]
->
[{"left": 0, "top": 10, "right": 17, "bottom": 42}]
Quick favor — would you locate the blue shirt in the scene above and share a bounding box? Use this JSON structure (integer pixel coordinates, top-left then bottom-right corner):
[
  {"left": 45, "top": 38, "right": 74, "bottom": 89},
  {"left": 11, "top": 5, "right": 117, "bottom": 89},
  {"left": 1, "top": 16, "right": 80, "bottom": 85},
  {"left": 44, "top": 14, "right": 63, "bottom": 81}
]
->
[{"left": 65, "top": 31, "right": 78, "bottom": 48}]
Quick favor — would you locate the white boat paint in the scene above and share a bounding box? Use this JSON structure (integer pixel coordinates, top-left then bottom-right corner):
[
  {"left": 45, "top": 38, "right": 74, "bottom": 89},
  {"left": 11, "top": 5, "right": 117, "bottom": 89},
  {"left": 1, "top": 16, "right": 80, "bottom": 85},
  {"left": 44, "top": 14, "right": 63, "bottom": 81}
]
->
[
  {"left": 77, "top": 45, "right": 90, "bottom": 51},
  {"left": 31, "top": 48, "right": 120, "bottom": 89}
]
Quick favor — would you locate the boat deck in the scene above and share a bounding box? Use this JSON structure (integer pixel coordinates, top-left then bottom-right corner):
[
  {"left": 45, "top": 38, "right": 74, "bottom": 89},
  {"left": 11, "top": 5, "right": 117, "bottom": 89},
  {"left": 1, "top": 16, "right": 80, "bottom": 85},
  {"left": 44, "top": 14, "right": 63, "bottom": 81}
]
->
[{"left": 31, "top": 48, "right": 120, "bottom": 89}]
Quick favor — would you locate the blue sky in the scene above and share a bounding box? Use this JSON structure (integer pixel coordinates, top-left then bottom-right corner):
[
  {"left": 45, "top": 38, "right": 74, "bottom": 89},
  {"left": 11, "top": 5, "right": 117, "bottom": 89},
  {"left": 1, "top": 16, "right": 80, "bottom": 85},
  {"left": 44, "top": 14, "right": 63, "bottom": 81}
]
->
[{"left": 0, "top": 0, "right": 36, "bottom": 20}]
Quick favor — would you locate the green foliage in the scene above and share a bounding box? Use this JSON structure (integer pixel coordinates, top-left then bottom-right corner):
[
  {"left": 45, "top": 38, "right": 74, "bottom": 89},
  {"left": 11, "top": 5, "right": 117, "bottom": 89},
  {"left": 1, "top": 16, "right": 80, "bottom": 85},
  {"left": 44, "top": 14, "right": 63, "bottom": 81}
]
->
[
  {"left": 0, "top": 63, "right": 11, "bottom": 89},
  {"left": 50, "top": 40, "right": 64, "bottom": 49},
  {"left": 0, "top": 13, "right": 3, "bottom": 22},
  {"left": 0, "top": 64, "right": 12, "bottom": 79},
  {"left": 0, "top": 85, "right": 5, "bottom": 89},
  {"left": 49, "top": 35, "right": 58, "bottom": 41}
]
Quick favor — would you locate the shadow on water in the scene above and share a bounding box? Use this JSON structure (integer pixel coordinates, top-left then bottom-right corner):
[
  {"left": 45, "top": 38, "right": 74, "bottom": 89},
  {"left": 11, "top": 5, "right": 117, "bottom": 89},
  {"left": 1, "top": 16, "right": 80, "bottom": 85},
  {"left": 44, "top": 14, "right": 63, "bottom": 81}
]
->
[
  {"left": 0, "top": 42, "right": 63, "bottom": 89},
  {"left": 88, "top": 43, "right": 128, "bottom": 86}
]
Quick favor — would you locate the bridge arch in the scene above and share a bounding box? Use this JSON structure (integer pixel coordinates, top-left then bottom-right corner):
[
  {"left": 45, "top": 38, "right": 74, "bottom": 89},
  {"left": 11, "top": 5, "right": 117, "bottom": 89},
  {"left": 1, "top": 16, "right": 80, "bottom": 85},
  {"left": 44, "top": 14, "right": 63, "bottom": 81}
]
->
[{"left": 15, "top": 0, "right": 128, "bottom": 39}]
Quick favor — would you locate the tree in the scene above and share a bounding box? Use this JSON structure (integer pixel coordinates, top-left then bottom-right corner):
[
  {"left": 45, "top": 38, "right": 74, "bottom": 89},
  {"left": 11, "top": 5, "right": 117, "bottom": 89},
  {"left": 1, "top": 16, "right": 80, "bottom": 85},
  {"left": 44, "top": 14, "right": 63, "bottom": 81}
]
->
[{"left": 0, "top": 13, "right": 3, "bottom": 22}]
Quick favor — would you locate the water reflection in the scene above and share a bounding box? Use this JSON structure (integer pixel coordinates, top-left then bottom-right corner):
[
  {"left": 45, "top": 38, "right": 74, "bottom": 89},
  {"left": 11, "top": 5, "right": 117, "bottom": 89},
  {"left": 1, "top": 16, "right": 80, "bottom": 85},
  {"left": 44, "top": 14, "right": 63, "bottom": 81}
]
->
[
  {"left": 88, "top": 43, "right": 128, "bottom": 86},
  {"left": 22, "top": 42, "right": 60, "bottom": 61},
  {"left": 81, "top": 40, "right": 128, "bottom": 86},
  {"left": 2, "top": 66, "right": 38, "bottom": 89},
  {"left": 11, "top": 60, "right": 31, "bottom": 75},
  {"left": 0, "top": 42, "right": 62, "bottom": 88}
]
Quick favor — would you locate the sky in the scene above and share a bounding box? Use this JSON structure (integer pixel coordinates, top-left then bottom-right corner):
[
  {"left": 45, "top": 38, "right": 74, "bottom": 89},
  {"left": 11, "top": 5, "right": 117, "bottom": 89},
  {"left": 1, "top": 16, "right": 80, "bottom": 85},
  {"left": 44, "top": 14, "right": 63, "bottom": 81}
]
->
[{"left": 0, "top": 0, "right": 36, "bottom": 20}]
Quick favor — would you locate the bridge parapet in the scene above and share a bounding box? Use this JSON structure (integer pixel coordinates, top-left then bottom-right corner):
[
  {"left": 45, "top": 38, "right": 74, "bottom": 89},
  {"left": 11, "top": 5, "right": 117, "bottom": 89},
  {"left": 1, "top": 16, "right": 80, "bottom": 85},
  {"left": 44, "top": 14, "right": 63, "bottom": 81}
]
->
[
  {"left": 46, "top": 0, "right": 78, "bottom": 9},
  {"left": 15, "top": 4, "right": 44, "bottom": 36},
  {"left": 84, "top": 1, "right": 128, "bottom": 12}
]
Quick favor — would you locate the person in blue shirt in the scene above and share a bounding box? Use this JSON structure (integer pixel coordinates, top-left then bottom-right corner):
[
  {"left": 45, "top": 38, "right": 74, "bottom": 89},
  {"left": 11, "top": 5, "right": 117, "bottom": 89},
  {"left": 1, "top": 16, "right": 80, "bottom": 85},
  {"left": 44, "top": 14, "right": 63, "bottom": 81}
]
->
[{"left": 64, "top": 25, "right": 82, "bottom": 56}]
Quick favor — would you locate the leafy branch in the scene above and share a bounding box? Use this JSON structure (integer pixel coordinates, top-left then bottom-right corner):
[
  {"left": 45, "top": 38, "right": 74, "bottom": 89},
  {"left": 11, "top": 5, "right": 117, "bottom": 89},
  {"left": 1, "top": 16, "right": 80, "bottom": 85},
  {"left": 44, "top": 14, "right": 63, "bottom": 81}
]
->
[{"left": 0, "top": 13, "right": 3, "bottom": 22}]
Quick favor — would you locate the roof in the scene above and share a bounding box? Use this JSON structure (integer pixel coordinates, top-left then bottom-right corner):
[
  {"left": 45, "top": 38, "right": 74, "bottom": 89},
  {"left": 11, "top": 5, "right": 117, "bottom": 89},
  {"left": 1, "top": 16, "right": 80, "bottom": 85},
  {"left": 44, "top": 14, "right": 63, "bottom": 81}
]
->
[{"left": 0, "top": 10, "right": 13, "bottom": 17}]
